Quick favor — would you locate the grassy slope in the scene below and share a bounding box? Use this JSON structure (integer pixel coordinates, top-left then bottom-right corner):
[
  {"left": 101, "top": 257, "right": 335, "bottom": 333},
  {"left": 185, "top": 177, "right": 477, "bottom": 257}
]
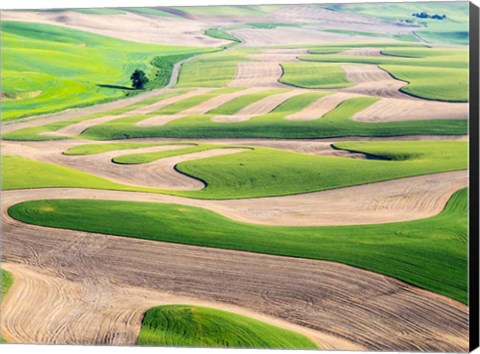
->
[
  {"left": 8, "top": 188, "right": 468, "bottom": 303},
  {"left": 1, "top": 21, "right": 210, "bottom": 121},
  {"left": 280, "top": 62, "right": 352, "bottom": 89},
  {"left": 322, "top": 29, "right": 419, "bottom": 42},
  {"left": 320, "top": 2, "right": 469, "bottom": 45},
  {"left": 1, "top": 269, "right": 13, "bottom": 298},
  {"left": 137, "top": 305, "right": 317, "bottom": 349},
  {"left": 176, "top": 48, "right": 258, "bottom": 88},
  {"left": 80, "top": 96, "right": 467, "bottom": 140},
  {"left": 1, "top": 268, "right": 13, "bottom": 343},
  {"left": 2, "top": 141, "right": 467, "bottom": 200},
  {"left": 175, "top": 141, "right": 467, "bottom": 199},
  {"left": 301, "top": 46, "right": 468, "bottom": 101}
]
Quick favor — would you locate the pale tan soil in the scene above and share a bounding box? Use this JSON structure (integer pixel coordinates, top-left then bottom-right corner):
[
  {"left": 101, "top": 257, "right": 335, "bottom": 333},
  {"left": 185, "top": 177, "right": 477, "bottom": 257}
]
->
[
  {"left": 247, "top": 48, "right": 309, "bottom": 62},
  {"left": 212, "top": 90, "right": 304, "bottom": 123},
  {"left": 5, "top": 170, "right": 469, "bottom": 226},
  {"left": 1, "top": 11, "right": 228, "bottom": 47},
  {"left": 286, "top": 92, "right": 360, "bottom": 120},
  {"left": 1, "top": 197, "right": 468, "bottom": 350},
  {"left": 231, "top": 26, "right": 393, "bottom": 47},
  {"left": 136, "top": 87, "right": 265, "bottom": 127},
  {"left": 1, "top": 142, "right": 246, "bottom": 191},
  {"left": 1, "top": 262, "right": 341, "bottom": 348},
  {"left": 228, "top": 62, "right": 285, "bottom": 87},
  {"left": 340, "top": 64, "right": 414, "bottom": 99},
  {"left": 352, "top": 97, "right": 469, "bottom": 122},
  {"left": 339, "top": 47, "right": 384, "bottom": 57},
  {"left": 0, "top": 135, "right": 467, "bottom": 225},
  {"left": 1, "top": 91, "right": 42, "bottom": 102}
]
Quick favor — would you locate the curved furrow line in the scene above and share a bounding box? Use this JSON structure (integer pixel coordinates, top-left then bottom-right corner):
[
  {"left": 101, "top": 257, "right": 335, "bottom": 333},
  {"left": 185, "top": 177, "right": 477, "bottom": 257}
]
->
[
  {"left": 0, "top": 211, "right": 468, "bottom": 351},
  {"left": 0, "top": 169, "right": 467, "bottom": 227}
]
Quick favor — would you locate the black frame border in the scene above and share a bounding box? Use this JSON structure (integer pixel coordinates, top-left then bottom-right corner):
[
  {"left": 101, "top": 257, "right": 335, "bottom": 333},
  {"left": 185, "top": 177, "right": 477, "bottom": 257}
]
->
[{"left": 470, "top": 1, "right": 480, "bottom": 352}]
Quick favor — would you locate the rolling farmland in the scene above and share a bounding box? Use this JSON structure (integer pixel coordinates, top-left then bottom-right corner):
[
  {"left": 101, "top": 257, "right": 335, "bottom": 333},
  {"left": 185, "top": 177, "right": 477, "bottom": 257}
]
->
[{"left": 0, "top": 2, "right": 471, "bottom": 351}]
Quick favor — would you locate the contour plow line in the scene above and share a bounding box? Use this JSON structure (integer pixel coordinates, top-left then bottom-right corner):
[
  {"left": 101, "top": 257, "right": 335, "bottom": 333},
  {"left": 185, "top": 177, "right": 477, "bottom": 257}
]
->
[
  {"left": 0, "top": 203, "right": 468, "bottom": 351},
  {"left": 247, "top": 48, "right": 309, "bottom": 62},
  {"left": 352, "top": 97, "right": 469, "bottom": 122},
  {"left": 338, "top": 47, "right": 385, "bottom": 57},
  {"left": 0, "top": 169, "right": 467, "bottom": 226},
  {"left": 340, "top": 64, "right": 415, "bottom": 99},
  {"left": 212, "top": 90, "right": 304, "bottom": 123},
  {"left": 136, "top": 87, "right": 266, "bottom": 127},
  {"left": 228, "top": 62, "right": 287, "bottom": 88}
]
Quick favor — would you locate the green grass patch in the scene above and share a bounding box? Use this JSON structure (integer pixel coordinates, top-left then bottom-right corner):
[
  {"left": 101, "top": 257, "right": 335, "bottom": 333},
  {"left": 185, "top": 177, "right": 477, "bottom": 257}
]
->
[
  {"left": 300, "top": 46, "right": 468, "bottom": 101},
  {"left": 382, "top": 65, "right": 468, "bottom": 102},
  {"left": 204, "top": 28, "right": 240, "bottom": 47},
  {"left": 1, "top": 268, "right": 13, "bottom": 299},
  {"left": 1, "top": 21, "right": 211, "bottom": 121},
  {"left": 280, "top": 62, "right": 352, "bottom": 89},
  {"left": 137, "top": 305, "right": 317, "bottom": 349},
  {"left": 175, "top": 141, "right": 467, "bottom": 199},
  {"left": 81, "top": 96, "right": 467, "bottom": 140},
  {"left": 1, "top": 268, "right": 13, "bottom": 343},
  {"left": 9, "top": 188, "right": 469, "bottom": 303},
  {"left": 1, "top": 155, "right": 156, "bottom": 193},
  {"left": 176, "top": 49, "right": 257, "bottom": 87},
  {"left": 208, "top": 89, "right": 286, "bottom": 115},
  {"left": 322, "top": 29, "right": 419, "bottom": 42},
  {"left": 3, "top": 141, "right": 467, "bottom": 201},
  {"left": 320, "top": 2, "right": 468, "bottom": 45}
]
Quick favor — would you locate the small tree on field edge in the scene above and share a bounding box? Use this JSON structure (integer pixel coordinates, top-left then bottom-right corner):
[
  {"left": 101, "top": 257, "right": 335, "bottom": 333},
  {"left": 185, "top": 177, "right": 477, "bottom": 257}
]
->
[{"left": 130, "top": 69, "right": 149, "bottom": 90}]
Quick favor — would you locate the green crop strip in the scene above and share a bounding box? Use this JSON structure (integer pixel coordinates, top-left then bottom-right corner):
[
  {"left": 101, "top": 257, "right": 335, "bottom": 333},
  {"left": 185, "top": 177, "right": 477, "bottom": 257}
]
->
[
  {"left": 80, "top": 96, "right": 467, "bottom": 140},
  {"left": 8, "top": 188, "right": 468, "bottom": 303},
  {"left": 137, "top": 305, "right": 318, "bottom": 349}
]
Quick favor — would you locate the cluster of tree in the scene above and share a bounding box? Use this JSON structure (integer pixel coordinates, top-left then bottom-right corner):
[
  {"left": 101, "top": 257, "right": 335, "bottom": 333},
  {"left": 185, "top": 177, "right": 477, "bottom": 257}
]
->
[
  {"left": 411, "top": 12, "right": 447, "bottom": 20},
  {"left": 130, "top": 69, "right": 149, "bottom": 90}
]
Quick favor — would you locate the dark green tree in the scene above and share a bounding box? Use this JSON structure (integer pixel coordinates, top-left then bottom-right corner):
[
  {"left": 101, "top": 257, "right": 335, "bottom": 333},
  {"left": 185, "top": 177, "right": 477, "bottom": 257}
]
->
[{"left": 130, "top": 69, "right": 149, "bottom": 90}]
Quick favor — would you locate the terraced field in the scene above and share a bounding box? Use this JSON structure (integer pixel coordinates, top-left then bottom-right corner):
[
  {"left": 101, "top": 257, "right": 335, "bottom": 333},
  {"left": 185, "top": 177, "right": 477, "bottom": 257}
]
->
[{"left": 0, "top": 2, "right": 471, "bottom": 352}]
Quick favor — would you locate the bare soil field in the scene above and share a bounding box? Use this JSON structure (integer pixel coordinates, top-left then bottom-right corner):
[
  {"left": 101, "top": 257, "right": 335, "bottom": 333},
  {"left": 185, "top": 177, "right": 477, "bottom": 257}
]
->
[
  {"left": 247, "top": 48, "right": 309, "bottom": 62},
  {"left": 228, "top": 62, "right": 285, "bottom": 87},
  {"left": 352, "top": 97, "right": 469, "bottom": 122},
  {"left": 213, "top": 90, "right": 304, "bottom": 122},
  {"left": 340, "top": 64, "right": 413, "bottom": 99},
  {"left": 339, "top": 48, "right": 384, "bottom": 57},
  {"left": 2, "top": 10, "right": 228, "bottom": 47},
  {"left": 231, "top": 26, "right": 394, "bottom": 47},
  {"left": 286, "top": 92, "right": 359, "bottom": 120},
  {"left": 1, "top": 196, "right": 469, "bottom": 350}
]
